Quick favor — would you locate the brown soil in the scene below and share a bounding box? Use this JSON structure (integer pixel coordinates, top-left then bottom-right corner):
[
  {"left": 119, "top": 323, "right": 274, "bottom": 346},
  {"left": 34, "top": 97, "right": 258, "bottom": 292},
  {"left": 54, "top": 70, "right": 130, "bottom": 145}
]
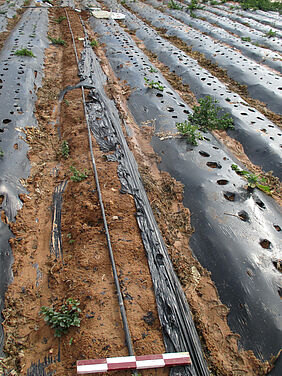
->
[{"left": 0, "top": 2, "right": 277, "bottom": 376}]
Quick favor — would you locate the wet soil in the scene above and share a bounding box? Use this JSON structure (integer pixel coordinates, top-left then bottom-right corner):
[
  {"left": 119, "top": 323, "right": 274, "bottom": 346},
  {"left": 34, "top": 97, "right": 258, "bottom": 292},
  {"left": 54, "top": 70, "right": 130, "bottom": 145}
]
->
[{"left": 0, "top": 2, "right": 278, "bottom": 376}]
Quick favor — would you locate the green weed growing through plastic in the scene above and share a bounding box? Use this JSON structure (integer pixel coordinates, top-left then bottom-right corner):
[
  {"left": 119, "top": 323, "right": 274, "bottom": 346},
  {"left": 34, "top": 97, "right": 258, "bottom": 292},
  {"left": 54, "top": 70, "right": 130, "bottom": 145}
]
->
[
  {"left": 167, "top": 0, "right": 183, "bottom": 10},
  {"left": 40, "top": 298, "right": 81, "bottom": 337},
  {"left": 70, "top": 166, "right": 88, "bottom": 182},
  {"left": 264, "top": 29, "right": 277, "bottom": 38},
  {"left": 231, "top": 164, "right": 271, "bottom": 193},
  {"left": 144, "top": 77, "right": 164, "bottom": 91},
  {"left": 15, "top": 48, "right": 36, "bottom": 57},
  {"left": 176, "top": 96, "right": 234, "bottom": 146}
]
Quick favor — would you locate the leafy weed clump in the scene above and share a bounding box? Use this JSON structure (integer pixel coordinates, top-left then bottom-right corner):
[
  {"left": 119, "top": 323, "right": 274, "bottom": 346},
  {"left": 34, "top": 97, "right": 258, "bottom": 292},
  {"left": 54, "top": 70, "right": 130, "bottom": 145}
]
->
[
  {"left": 40, "top": 298, "right": 81, "bottom": 337},
  {"left": 231, "top": 164, "right": 271, "bottom": 193},
  {"left": 264, "top": 29, "right": 277, "bottom": 38},
  {"left": 61, "top": 140, "right": 69, "bottom": 159},
  {"left": 15, "top": 48, "right": 36, "bottom": 57},
  {"left": 54, "top": 16, "right": 66, "bottom": 23},
  {"left": 70, "top": 166, "right": 88, "bottom": 182},
  {"left": 176, "top": 121, "right": 203, "bottom": 145},
  {"left": 176, "top": 96, "right": 234, "bottom": 146},
  {"left": 167, "top": 0, "right": 183, "bottom": 10},
  {"left": 90, "top": 39, "right": 99, "bottom": 47},
  {"left": 48, "top": 36, "right": 66, "bottom": 46},
  {"left": 144, "top": 77, "right": 164, "bottom": 91}
]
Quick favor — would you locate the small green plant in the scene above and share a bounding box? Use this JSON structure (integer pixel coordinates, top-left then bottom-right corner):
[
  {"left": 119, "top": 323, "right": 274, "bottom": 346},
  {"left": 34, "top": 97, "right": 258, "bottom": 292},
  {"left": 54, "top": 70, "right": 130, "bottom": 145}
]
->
[
  {"left": 48, "top": 36, "right": 66, "bottom": 46},
  {"left": 144, "top": 77, "right": 164, "bottom": 91},
  {"left": 70, "top": 166, "right": 88, "bottom": 182},
  {"left": 231, "top": 164, "right": 271, "bottom": 193},
  {"left": 241, "top": 36, "right": 251, "bottom": 42},
  {"left": 187, "top": 0, "right": 204, "bottom": 15},
  {"left": 149, "top": 66, "right": 158, "bottom": 73},
  {"left": 62, "top": 140, "right": 69, "bottom": 159},
  {"left": 54, "top": 16, "right": 66, "bottom": 23},
  {"left": 0, "top": 147, "right": 4, "bottom": 157},
  {"left": 189, "top": 96, "right": 234, "bottom": 131},
  {"left": 23, "top": 0, "right": 30, "bottom": 5},
  {"left": 90, "top": 39, "right": 99, "bottom": 47},
  {"left": 15, "top": 48, "right": 36, "bottom": 57},
  {"left": 66, "top": 233, "right": 75, "bottom": 244},
  {"left": 210, "top": 0, "right": 219, "bottom": 5},
  {"left": 167, "top": 0, "right": 183, "bottom": 10},
  {"left": 264, "top": 29, "right": 277, "bottom": 38},
  {"left": 64, "top": 99, "right": 69, "bottom": 106},
  {"left": 176, "top": 120, "right": 203, "bottom": 146},
  {"left": 40, "top": 298, "right": 81, "bottom": 338}
]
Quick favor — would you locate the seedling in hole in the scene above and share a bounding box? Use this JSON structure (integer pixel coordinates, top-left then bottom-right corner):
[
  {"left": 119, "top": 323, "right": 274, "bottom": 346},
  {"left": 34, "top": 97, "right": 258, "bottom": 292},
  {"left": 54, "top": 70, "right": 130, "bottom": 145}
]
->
[
  {"left": 54, "top": 16, "right": 66, "bottom": 23},
  {"left": 231, "top": 164, "right": 271, "bottom": 193},
  {"left": 241, "top": 36, "right": 251, "bottom": 42},
  {"left": 40, "top": 298, "right": 81, "bottom": 338},
  {"left": 0, "top": 147, "right": 4, "bottom": 157},
  {"left": 70, "top": 166, "right": 88, "bottom": 182},
  {"left": 144, "top": 77, "right": 164, "bottom": 91},
  {"left": 48, "top": 36, "right": 66, "bottom": 46},
  {"left": 149, "top": 66, "right": 158, "bottom": 73},
  {"left": 176, "top": 120, "right": 203, "bottom": 146},
  {"left": 15, "top": 48, "right": 36, "bottom": 57},
  {"left": 167, "top": 0, "right": 183, "bottom": 10},
  {"left": 61, "top": 140, "right": 69, "bottom": 159},
  {"left": 265, "top": 29, "right": 276, "bottom": 38},
  {"left": 90, "top": 39, "right": 99, "bottom": 47}
]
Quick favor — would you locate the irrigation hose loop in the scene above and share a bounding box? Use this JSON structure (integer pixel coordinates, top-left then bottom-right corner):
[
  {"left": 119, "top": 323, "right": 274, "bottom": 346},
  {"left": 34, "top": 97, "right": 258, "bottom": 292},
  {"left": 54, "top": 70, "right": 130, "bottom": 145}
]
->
[{"left": 64, "top": 8, "right": 136, "bottom": 362}]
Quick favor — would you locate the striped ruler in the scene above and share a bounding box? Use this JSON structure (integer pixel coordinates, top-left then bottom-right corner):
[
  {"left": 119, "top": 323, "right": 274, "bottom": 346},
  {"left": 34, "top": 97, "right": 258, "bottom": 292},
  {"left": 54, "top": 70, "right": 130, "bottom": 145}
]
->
[{"left": 77, "top": 352, "right": 191, "bottom": 374}]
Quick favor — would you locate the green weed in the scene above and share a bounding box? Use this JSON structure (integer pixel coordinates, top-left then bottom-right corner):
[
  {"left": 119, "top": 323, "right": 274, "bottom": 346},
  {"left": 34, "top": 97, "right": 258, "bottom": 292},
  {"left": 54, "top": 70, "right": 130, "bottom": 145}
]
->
[
  {"left": 231, "top": 164, "right": 271, "bottom": 193},
  {"left": 70, "top": 166, "right": 88, "bottom": 182},
  {"left": 90, "top": 39, "right": 99, "bottom": 47},
  {"left": 167, "top": 0, "right": 183, "bottom": 10},
  {"left": 241, "top": 36, "right": 251, "bottom": 42},
  {"left": 264, "top": 29, "right": 277, "bottom": 38},
  {"left": 62, "top": 140, "right": 69, "bottom": 159},
  {"left": 240, "top": 0, "right": 282, "bottom": 13},
  {"left": 48, "top": 36, "right": 66, "bottom": 46},
  {"left": 0, "top": 147, "right": 4, "bottom": 157},
  {"left": 189, "top": 96, "right": 234, "bottom": 131},
  {"left": 54, "top": 16, "right": 66, "bottom": 23},
  {"left": 176, "top": 120, "right": 203, "bottom": 145},
  {"left": 149, "top": 66, "right": 158, "bottom": 73},
  {"left": 144, "top": 77, "right": 164, "bottom": 91},
  {"left": 40, "top": 298, "right": 81, "bottom": 338},
  {"left": 15, "top": 48, "right": 36, "bottom": 57}
]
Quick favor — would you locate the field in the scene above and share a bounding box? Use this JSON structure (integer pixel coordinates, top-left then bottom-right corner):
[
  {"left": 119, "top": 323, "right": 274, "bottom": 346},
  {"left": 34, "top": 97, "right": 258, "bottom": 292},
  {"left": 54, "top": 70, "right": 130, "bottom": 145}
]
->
[{"left": 0, "top": 0, "right": 281, "bottom": 375}]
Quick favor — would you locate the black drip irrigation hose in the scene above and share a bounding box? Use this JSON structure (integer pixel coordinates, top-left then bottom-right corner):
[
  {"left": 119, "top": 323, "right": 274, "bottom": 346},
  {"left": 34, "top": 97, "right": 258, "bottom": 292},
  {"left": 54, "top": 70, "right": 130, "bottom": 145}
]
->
[{"left": 64, "top": 8, "right": 137, "bottom": 366}]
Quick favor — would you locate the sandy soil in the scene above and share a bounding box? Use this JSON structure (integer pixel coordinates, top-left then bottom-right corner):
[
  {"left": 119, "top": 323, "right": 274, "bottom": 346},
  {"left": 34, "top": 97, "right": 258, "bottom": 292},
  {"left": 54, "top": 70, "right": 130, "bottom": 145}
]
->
[{"left": 0, "top": 2, "right": 278, "bottom": 376}]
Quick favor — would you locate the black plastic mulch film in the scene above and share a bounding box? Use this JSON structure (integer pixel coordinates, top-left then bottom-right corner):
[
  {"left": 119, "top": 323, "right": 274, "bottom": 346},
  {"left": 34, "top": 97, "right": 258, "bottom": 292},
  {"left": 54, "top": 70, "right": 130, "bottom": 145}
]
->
[
  {"left": 0, "top": 4, "right": 48, "bottom": 360},
  {"left": 108, "top": 0, "right": 282, "bottom": 179},
  {"left": 125, "top": 0, "right": 282, "bottom": 115},
  {"left": 87, "top": 0, "right": 282, "bottom": 369},
  {"left": 158, "top": 0, "right": 282, "bottom": 73},
  {"left": 78, "top": 31, "right": 209, "bottom": 376}
]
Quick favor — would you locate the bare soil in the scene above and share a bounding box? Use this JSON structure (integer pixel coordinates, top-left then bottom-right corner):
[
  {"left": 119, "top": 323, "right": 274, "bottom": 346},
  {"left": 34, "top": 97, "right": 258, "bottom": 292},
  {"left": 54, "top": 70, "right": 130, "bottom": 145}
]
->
[{"left": 0, "top": 3, "right": 278, "bottom": 376}]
